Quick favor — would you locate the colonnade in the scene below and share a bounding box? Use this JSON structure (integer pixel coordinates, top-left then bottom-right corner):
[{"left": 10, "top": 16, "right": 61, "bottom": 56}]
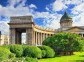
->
[
  {"left": 79, "top": 33, "right": 84, "bottom": 37},
  {"left": 10, "top": 28, "right": 54, "bottom": 46},
  {"left": 33, "top": 31, "right": 53, "bottom": 46}
]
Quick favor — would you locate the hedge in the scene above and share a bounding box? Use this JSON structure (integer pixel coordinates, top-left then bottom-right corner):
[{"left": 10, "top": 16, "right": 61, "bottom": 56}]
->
[
  {"left": 23, "top": 46, "right": 42, "bottom": 58},
  {"left": 10, "top": 44, "right": 23, "bottom": 57},
  {"left": 0, "top": 47, "right": 11, "bottom": 61},
  {"left": 38, "top": 45, "right": 55, "bottom": 58}
]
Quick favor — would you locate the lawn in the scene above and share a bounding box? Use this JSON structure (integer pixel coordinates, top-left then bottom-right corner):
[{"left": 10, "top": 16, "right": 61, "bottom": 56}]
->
[{"left": 38, "top": 52, "right": 84, "bottom": 62}]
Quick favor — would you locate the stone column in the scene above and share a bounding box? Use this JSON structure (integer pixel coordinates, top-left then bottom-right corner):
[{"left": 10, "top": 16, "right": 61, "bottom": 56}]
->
[
  {"left": 41, "top": 33, "right": 43, "bottom": 44},
  {"left": 35, "top": 32, "right": 37, "bottom": 46},
  {"left": 43, "top": 33, "right": 45, "bottom": 41},
  {"left": 10, "top": 28, "right": 16, "bottom": 44},
  {"left": 83, "top": 34, "right": 84, "bottom": 37},
  {"left": 40, "top": 33, "right": 42, "bottom": 45},
  {"left": 34, "top": 32, "right": 36, "bottom": 45},
  {"left": 37, "top": 32, "right": 38, "bottom": 45},
  {"left": 37, "top": 32, "right": 40, "bottom": 45},
  {"left": 39, "top": 33, "right": 41, "bottom": 45},
  {"left": 33, "top": 31, "right": 35, "bottom": 45},
  {"left": 49, "top": 34, "right": 51, "bottom": 37},
  {"left": 26, "top": 28, "right": 33, "bottom": 45},
  {"left": 45, "top": 34, "right": 46, "bottom": 39},
  {"left": 82, "top": 34, "right": 84, "bottom": 37},
  {"left": 46, "top": 34, "right": 48, "bottom": 39}
]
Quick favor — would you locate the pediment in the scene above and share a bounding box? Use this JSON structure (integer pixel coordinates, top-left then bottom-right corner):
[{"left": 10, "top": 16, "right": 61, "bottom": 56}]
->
[{"left": 65, "top": 26, "right": 84, "bottom": 32}]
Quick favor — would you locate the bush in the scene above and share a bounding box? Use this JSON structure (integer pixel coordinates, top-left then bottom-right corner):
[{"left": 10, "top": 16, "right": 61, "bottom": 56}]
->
[
  {"left": 23, "top": 46, "right": 42, "bottom": 58},
  {"left": 43, "top": 32, "right": 83, "bottom": 55},
  {"left": 2, "top": 57, "right": 38, "bottom": 62},
  {"left": 2, "top": 45, "right": 11, "bottom": 49},
  {"left": 25, "top": 57, "right": 38, "bottom": 62},
  {"left": 8, "top": 53, "right": 15, "bottom": 59},
  {"left": 41, "top": 50, "right": 46, "bottom": 58},
  {"left": 11, "top": 58, "right": 24, "bottom": 62},
  {"left": 22, "top": 45, "right": 28, "bottom": 50},
  {"left": 0, "top": 47, "right": 11, "bottom": 60},
  {"left": 38, "top": 46, "right": 55, "bottom": 58},
  {"left": 10, "top": 44, "right": 23, "bottom": 57}
]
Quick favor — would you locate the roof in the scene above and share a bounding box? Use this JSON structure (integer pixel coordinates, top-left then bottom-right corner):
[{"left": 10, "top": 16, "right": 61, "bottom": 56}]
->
[
  {"left": 60, "top": 12, "right": 72, "bottom": 22},
  {"left": 65, "top": 26, "right": 84, "bottom": 31}
]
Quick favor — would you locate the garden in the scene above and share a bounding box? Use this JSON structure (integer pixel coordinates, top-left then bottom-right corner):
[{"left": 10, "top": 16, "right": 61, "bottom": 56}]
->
[{"left": 0, "top": 32, "right": 84, "bottom": 62}]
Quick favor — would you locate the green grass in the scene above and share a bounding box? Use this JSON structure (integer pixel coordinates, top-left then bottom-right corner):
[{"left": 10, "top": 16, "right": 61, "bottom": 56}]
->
[{"left": 38, "top": 52, "right": 84, "bottom": 62}]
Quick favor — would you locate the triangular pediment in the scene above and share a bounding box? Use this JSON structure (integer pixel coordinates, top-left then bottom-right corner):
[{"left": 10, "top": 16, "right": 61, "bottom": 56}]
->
[{"left": 65, "top": 26, "right": 84, "bottom": 32}]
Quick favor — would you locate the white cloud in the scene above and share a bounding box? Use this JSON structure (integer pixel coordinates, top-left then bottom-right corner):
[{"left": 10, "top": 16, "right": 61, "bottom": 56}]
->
[
  {"left": 0, "top": 0, "right": 32, "bottom": 17},
  {"left": 8, "top": 0, "right": 27, "bottom": 7},
  {"left": 63, "top": 0, "right": 84, "bottom": 5},
  {"left": 0, "top": 21, "right": 9, "bottom": 35},
  {"left": 72, "top": 3, "right": 84, "bottom": 14},
  {"left": 46, "top": 0, "right": 67, "bottom": 11},
  {"left": 33, "top": 11, "right": 62, "bottom": 29},
  {"left": 3, "top": 6, "right": 31, "bottom": 16},
  {"left": 73, "top": 13, "right": 84, "bottom": 26},
  {"left": 71, "top": 3, "right": 84, "bottom": 26},
  {"left": 29, "top": 4, "right": 37, "bottom": 9},
  {"left": 43, "top": 13, "right": 62, "bottom": 29},
  {"left": 46, "top": 0, "right": 84, "bottom": 11},
  {"left": 34, "top": 12, "right": 50, "bottom": 18},
  {"left": 52, "top": 0, "right": 67, "bottom": 11}
]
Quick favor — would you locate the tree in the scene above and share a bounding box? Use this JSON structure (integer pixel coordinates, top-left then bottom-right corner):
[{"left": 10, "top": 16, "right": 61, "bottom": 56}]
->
[{"left": 43, "top": 32, "right": 84, "bottom": 55}]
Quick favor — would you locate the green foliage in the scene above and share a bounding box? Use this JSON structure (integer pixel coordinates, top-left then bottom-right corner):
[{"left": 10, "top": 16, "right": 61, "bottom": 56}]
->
[
  {"left": 41, "top": 50, "right": 46, "bottom": 58},
  {"left": 38, "top": 46, "right": 55, "bottom": 58},
  {"left": 10, "top": 44, "right": 23, "bottom": 57},
  {"left": 2, "top": 57, "right": 38, "bottom": 62},
  {"left": 22, "top": 45, "right": 28, "bottom": 50},
  {"left": 8, "top": 53, "right": 15, "bottom": 59},
  {"left": 79, "top": 40, "right": 84, "bottom": 51},
  {"left": 43, "top": 32, "right": 83, "bottom": 55},
  {"left": 0, "top": 47, "right": 11, "bottom": 60},
  {"left": 12, "top": 58, "right": 24, "bottom": 62},
  {"left": 23, "top": 46, "right": 42, "bottom": 58},
  {"left": 1, "top": 45, "right": 11, "bottom": 50},
  {"left": 25, "top": 57, "right": 38, "bottom": 62}
]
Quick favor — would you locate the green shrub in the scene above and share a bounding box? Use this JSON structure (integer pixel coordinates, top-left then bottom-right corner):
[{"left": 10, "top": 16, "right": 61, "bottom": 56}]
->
[
  {"left": 25, "top": 57, "right": 38, "bottom": 62},
  {"left": 0, "top": 47, "right": 11, "bottom": 60},
  {"left": 12, "top": 58, "right": 24, "bottom": 62},
  {"left": 8, "top": 53, "right": 15, "bottom": 59},
  {"left": 23, "top": 46, "right": 42, "bottom": 58},
  {"left": 2, "top": 57, "right": 38, "bottom": 62},
  {"left": 22, "top": 45, "right": 28, "bottom": 50},
  {"left": 1, "top": 45, "right": 11, "bottom": 50},
  {"left": 10, "top": 44, "right": 23, "bottom": 57},
  {"left": 41, "top": 50, "right": 46, "bottom": 58},
  {"left": 38, "top": 46, "right": 55, "bottom": 58},
  {"left": 43, "top": 32, "right": 83, "bottom": 55}
]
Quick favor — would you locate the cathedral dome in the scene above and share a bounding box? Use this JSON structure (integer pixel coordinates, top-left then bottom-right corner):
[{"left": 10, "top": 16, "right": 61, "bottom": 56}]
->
[{"left": 60, "top": 12, "right": 72, "bottom": 22}]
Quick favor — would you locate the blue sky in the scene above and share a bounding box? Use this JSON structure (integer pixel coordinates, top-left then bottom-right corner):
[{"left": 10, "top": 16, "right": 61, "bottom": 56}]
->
[{"left": 0, "top": 0, "right": 84, "bottom": 35}]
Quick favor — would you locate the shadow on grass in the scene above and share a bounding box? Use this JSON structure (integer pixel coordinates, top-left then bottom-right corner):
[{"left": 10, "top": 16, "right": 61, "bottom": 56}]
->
[
  {"left": 79, "top": 55, "right": 84, "bottom": 57},
  {"left": 74, "top": 60, "right": 84, "bottom": 62}
]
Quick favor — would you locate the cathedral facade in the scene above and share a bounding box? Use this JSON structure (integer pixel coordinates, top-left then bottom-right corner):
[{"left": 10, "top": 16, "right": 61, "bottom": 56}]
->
[{"left": 8, "top": 12, "right": 84, "bottom": 46}]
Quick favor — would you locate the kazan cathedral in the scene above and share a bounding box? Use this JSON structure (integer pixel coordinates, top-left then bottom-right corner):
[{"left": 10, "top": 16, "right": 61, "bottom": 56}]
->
[
  {"left": 8, "top": 12, "right": 84, "bottom": 45},
  {"left": 58, "top": 12, "right": 84, "bottom": 37}
]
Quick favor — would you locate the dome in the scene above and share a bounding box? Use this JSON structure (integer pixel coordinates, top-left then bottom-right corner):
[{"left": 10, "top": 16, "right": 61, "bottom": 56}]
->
[{"left": 60, "top": 12, "right": 72, "bottom": 22}]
